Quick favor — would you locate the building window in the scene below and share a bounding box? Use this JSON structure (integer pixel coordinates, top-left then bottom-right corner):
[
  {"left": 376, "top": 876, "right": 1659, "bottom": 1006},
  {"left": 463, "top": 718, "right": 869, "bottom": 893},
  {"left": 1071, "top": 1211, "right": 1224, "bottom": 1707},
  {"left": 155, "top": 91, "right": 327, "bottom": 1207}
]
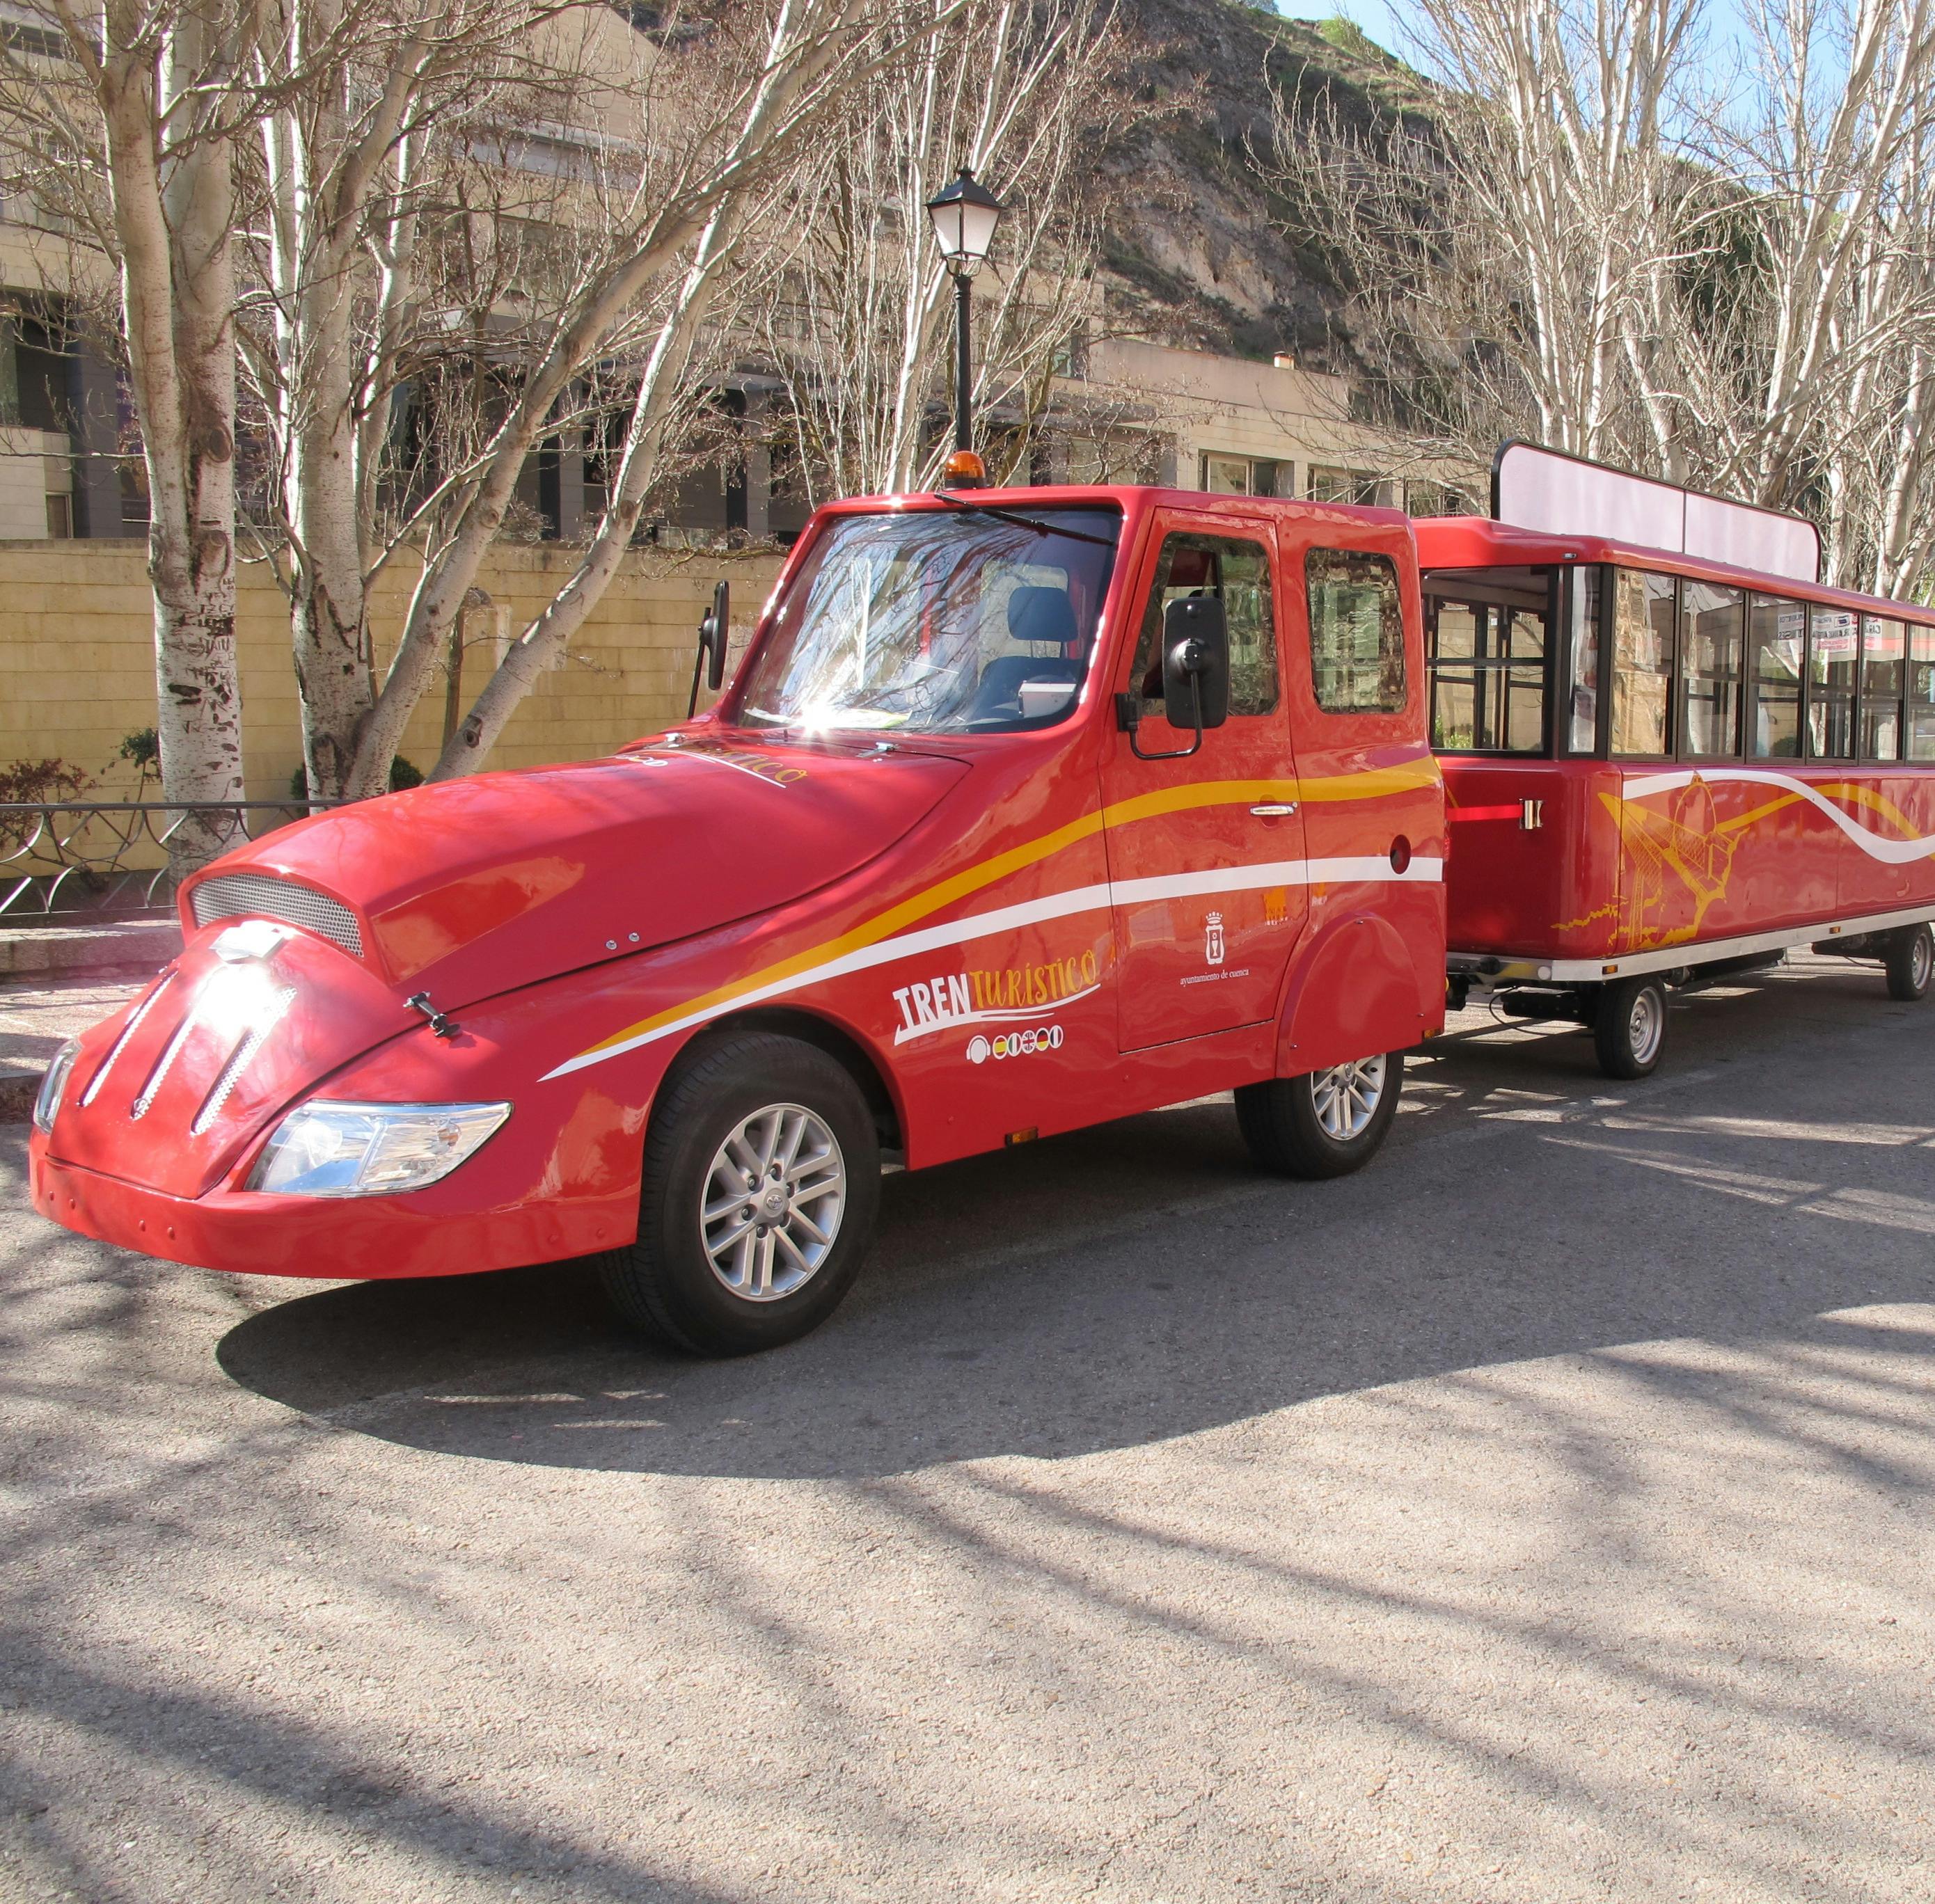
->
[
  {"left": 44, "top": 493, "right": 71, "bottom": 538},
  {"left": 1406, "top": 479, "right": 1477, "bottom": 517},
  {"left": 1201, "top": 452, "right": 1284, "bottom": 498},
  {"left": 1306, "top": 465, "right": 1382, "bottom": 506}
]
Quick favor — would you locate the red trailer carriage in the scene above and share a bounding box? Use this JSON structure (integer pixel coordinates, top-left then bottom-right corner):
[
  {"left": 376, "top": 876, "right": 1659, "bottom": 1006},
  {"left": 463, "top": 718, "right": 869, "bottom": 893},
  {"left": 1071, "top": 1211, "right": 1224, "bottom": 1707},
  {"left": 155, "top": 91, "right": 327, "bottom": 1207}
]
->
[{"left": 1420, "top": 445, "right": 1935, "bottom": 1077}]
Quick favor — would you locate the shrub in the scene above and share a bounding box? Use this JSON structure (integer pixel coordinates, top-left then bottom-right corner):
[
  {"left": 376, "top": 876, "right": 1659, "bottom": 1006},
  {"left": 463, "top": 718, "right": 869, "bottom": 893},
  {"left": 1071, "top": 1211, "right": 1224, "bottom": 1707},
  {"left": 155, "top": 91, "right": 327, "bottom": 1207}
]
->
[{"left": 0, "top": 757, "right": 97, "bottom": 852}]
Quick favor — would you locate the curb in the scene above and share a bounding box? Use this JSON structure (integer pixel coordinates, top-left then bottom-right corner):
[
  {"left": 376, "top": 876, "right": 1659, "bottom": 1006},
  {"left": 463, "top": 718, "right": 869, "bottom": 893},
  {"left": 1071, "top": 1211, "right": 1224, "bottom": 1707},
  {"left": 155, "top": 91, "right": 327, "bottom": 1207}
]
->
[{"left": 0, "top": 919, "right": 181, "bottom": 980}]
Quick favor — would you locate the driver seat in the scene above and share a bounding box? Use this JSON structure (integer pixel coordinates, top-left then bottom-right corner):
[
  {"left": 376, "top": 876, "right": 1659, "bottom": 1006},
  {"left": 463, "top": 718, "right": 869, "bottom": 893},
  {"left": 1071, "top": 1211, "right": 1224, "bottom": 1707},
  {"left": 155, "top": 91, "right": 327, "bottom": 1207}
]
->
[{"left": 966, "top": 587, "right": 1082, "bottom": 719}]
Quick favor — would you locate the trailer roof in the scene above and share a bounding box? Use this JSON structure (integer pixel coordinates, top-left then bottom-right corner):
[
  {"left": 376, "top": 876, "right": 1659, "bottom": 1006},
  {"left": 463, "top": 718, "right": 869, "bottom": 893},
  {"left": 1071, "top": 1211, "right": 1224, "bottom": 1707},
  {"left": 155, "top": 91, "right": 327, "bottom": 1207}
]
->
[{"left": 1414, "top": 514, "right": 1935, "bottom": 627}]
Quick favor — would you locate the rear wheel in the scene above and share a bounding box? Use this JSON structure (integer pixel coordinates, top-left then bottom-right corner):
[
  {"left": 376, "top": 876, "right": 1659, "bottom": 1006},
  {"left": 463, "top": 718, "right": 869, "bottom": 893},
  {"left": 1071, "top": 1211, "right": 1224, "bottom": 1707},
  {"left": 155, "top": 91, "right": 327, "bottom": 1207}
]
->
[
  {"left": 599, "top": 1033, "right": 880, "bottom": 1356},
  {"left": 1885, "top": 922, "right": 1934, "bottom": 1002},
  {"left": 1593, "top": 975, "right": 1668, "bottom": 1079},
  {"left": 1235, "top": 1052, "right": 1403, "bottom": 1180}
]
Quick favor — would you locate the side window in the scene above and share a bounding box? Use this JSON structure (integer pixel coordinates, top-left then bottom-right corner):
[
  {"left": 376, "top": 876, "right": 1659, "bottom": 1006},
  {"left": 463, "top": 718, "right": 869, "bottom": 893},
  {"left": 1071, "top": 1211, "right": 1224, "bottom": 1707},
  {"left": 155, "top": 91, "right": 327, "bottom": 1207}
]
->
[
  {"left": 1423, "top": 566, "right": 1550, "bottom": 752},
  {"left": 1307, "top": 548, "right": 1406, "bottom": 713},
  {"left": 1748, "top": 594, "right": 1803, "bottom": 758},
  {"left": 1611, "top": 569, "right": 1676, "bottom": 758},
  {"left": 1132, "top": 532, "right": 1278, "bottom": 718},
  {"left": 1680, "top": 581, "right": 1744, "bottom": 759},
  {"left": 1861, "top": 617, "right": 1904, "bottom": 761},
  {"left": 1808, "top": 606, "right": 1858, "bottom": 760},
  {"left": 1909, "top": 625, "right": 1935, "bottom": 761}
]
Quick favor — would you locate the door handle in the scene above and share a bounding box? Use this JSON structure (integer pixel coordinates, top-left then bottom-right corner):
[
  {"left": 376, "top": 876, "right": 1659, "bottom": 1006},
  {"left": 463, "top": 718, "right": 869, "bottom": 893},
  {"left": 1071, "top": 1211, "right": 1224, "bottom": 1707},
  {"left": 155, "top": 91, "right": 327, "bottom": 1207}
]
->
[{"left": 1250, "top": 803, "right": 1297, "bottom": 817}]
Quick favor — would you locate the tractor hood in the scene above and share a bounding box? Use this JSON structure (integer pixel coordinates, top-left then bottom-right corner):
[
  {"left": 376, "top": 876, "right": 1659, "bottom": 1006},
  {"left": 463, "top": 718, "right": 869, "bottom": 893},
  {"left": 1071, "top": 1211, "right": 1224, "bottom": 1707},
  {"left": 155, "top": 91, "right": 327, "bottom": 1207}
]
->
[
  {"left": 181, "top": 738, "right": 969, "bottom": 1013},
  {"left": 47, "top": 738, "right": 966, "bottom": 1201}
]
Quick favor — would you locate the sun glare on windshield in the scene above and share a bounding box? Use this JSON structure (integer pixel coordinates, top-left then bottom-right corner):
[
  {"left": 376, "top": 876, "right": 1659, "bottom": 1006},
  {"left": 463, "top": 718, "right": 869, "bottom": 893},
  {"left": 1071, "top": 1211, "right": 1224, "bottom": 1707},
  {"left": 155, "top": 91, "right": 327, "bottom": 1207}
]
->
[{"left": 733, "top": 507, "right": 1119, "bottom": 737}]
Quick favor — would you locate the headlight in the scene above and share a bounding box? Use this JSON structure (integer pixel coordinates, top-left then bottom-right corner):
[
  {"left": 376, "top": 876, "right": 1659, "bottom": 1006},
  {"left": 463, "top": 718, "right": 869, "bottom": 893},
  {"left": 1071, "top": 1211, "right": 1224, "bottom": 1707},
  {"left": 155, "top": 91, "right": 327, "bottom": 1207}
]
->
[
  {"left": 248, "top": 1100, "right": 511, "bottom": 1198},
  {"left": 32, "top": 1038, "right": 81, "bottom": 1136}
]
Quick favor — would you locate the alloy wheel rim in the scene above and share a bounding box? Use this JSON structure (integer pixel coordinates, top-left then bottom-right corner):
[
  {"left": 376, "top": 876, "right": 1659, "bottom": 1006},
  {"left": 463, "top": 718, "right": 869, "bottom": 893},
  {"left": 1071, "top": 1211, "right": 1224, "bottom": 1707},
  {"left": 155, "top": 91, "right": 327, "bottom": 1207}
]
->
[
  {"left": 1311, "top": 1054, "right": 1387, "bottom": 1141},
  {"left": 1915, "top": 933, "right": 1932, "bottom": 991},
  {"left": 700, "top": 1102, "right": 846, "bottom": 1303},
  {"left": 1627, "top": 988, "right": 1664, "bottom": 1065}
]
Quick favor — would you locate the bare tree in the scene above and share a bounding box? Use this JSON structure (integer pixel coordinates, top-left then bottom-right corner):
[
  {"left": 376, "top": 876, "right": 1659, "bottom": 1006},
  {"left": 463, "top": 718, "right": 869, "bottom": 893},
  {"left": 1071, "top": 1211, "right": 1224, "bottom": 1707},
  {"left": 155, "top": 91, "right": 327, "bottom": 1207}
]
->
[
  {"left": 1687, "top": 0, "right": 1935, "bottom": 592},
  {"left": 1270, "top": 0, "right": 1935, "bottom": 595},
  {"left": 1267, "top": 0, "right": 1703, "bottom": 475},
  {"left": 245, "top": 0, "right": 576, "bottom": 800},
  {"left": 752, "top": 0, "right": 1119, "bottom": 503},
  {"left": 12, "top": 0, "right": 272, "bottom": 849}
]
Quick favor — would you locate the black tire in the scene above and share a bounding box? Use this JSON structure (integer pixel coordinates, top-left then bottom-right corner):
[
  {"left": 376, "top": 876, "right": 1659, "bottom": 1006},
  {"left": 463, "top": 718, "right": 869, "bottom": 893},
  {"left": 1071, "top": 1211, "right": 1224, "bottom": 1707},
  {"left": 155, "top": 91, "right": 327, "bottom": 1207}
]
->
[
  {"left": 1235, "top": 1051, "right": 1403, "bottom": 1180},
  {"left": 1885, "top": 922, "right": 1934, "bottom": 1002},
  {"left": 599, "top": 1032, "right": 880, "bottom": 1356},
  {"left": 1593, "top": 975, "right": 1668, "bottom": 1079}
]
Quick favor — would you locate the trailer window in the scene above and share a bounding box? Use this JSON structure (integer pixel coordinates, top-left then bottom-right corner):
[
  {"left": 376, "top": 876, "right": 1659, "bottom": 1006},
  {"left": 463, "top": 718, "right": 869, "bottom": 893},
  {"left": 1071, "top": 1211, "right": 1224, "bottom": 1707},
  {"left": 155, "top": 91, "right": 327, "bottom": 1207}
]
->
[
  {"left": 736, "top": 505, "right": 1119, "bottom": 735},
  {"left": 1861, "top": 617, "right": 1904, "bottom": 761},
  {"left": 1807, "top": 606, "right": 1858, "bottom": 760},
  {"left": 1566, "top": 566, "right": 1601, "bottom": 753},
  {"left": 1132, "top": 533, "right": 1278, "bottom": 717},
  {"left": 1611, "top": 570, "right": 1676, "bottom": 757},
  {"left": 1308, "top": 548, "right": 1405, "bottom": 713},
  {"left": 1748, "top": 595, "right": 1803, "bottom": 757},
  {"left": 1910, "top": 626, "right": 1935, "bottom": 761},
  {"left": 1680, "top": 582, "right": 1743, "bottom": 758}
]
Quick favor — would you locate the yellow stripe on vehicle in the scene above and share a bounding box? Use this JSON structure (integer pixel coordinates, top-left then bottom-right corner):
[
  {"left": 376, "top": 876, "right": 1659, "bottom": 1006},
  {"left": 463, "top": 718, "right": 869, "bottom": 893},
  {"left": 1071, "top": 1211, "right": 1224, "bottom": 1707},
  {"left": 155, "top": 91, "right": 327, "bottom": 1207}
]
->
[{"left": 569, "top": 759, "right": 1439, "bottom": 1065}]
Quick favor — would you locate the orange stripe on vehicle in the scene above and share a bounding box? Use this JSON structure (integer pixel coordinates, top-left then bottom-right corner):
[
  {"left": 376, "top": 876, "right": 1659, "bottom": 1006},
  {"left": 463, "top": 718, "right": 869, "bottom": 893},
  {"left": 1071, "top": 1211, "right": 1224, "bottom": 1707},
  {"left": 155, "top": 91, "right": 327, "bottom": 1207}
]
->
[{"left": 571, "top": 758, "right": 1439, "bottom": 1061}]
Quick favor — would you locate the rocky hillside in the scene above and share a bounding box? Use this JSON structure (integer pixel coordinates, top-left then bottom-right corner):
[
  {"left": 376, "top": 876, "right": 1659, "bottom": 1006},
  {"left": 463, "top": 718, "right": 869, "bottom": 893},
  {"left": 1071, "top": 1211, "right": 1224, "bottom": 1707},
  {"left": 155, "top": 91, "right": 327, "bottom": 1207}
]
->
[{"left": 1096, "top": 0, "right": 1432, "bottom": 366}]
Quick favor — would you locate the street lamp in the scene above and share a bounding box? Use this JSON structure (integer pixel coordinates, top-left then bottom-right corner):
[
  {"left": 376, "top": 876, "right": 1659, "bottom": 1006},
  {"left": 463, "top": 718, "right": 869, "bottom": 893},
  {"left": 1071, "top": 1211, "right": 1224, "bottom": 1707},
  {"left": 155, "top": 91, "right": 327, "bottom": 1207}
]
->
[{"left": 925, "top": 165, "right": 1005, "bottom": 486}]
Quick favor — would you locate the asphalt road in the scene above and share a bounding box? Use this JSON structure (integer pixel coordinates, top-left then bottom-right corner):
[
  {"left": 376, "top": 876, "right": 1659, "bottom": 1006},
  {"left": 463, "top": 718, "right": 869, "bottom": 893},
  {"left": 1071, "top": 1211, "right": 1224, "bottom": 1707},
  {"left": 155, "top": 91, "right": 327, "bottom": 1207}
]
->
[{"left": 3, "top": 951, "right": 1934, "bottom": 1903}]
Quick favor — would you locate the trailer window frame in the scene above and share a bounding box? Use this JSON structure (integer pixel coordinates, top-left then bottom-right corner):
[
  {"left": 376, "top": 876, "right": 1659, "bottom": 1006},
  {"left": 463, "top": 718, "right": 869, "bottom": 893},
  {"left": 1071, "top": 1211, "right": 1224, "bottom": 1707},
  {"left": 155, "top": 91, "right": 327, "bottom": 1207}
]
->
[{"left": 1421, "top": 564, "right": 1558, "bottom": 755}]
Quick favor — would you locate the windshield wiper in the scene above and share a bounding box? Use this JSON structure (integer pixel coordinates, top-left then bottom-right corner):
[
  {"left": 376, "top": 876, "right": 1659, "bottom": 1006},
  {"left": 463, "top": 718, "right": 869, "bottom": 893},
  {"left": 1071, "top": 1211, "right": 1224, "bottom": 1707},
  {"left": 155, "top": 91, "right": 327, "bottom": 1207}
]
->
[{"left": 933, "top": 492, "right": 1118, "bottom": 548}]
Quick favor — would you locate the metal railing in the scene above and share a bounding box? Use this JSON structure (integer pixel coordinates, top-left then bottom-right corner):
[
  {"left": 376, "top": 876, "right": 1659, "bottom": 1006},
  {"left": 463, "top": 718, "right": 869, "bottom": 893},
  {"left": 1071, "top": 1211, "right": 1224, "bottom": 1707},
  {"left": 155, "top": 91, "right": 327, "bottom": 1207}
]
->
[{"left": 0, "top": 799, "right": 342, "bottom": 921}]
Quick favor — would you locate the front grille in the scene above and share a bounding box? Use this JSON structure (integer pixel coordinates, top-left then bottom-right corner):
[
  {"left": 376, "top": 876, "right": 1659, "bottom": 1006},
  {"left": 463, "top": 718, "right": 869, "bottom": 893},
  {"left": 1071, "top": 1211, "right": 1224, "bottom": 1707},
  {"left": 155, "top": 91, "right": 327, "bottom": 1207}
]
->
[{"left": 191, "top": 873, "right": 364, "bottom": 958}]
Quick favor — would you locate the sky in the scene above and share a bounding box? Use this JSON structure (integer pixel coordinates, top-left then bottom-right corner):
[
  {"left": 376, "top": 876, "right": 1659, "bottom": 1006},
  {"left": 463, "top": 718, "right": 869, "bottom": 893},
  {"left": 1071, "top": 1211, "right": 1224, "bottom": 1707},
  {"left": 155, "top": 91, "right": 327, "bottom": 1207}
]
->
[
  {"left": 1267, "top": 0, "right": 1410, "bottom": 57},
  {"left": 1263, "top": 0, "right": 1762, "bottom": 86}
]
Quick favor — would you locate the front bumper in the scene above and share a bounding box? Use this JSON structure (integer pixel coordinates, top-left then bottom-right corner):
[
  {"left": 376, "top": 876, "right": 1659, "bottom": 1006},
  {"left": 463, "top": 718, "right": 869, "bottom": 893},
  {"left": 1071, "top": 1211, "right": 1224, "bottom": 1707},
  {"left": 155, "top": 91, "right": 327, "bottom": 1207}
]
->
[{"left": 28, "top": 1141, "right": 635, "bottom": 1280}]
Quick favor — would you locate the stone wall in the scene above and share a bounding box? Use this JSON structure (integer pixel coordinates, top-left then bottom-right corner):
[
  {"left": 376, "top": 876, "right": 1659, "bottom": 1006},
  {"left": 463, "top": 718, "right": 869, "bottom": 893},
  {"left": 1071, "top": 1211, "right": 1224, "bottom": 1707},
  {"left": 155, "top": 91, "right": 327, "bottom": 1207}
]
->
[{"left": 0, "top": 539, "right": 784, "bottom": 800}]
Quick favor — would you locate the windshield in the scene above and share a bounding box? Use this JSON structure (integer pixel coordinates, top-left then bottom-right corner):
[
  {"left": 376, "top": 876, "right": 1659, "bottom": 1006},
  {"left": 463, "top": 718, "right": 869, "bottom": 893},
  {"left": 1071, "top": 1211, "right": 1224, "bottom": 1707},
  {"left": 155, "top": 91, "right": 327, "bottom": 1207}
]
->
[{"left": 734, "top": 506, "right": 1119, "bottom": 735}]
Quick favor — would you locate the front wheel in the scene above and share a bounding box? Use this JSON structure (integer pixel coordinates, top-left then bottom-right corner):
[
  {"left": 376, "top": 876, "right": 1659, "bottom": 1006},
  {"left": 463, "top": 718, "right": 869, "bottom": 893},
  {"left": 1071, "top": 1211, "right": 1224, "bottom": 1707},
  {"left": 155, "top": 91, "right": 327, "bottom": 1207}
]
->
[
  {"left": 1235, "top": 1052, "right": 1403, "bottom": 1180},
  {"left": 599, "top": 1033, "right": 880, "bottom": 1356},
  {"left": 1884, "top": 922, "right": 1934, "bottom": 1002},
  {"left": 1593, "top": 975, "right": 1668, "bottom": 1079}
]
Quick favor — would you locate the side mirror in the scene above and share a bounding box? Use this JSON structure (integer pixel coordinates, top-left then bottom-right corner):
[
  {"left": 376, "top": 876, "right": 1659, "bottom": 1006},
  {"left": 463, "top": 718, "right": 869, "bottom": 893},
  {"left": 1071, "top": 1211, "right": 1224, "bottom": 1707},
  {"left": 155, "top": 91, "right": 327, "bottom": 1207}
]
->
[
  {"left": 1161, "top": 596, "right": 1229, "bottom": 730},
  {"left": 686, "top": 579, "right": 730, "bottom": 718},
  {"left": 1120, "top": 595, "right": 1229, "bottom": 761}
]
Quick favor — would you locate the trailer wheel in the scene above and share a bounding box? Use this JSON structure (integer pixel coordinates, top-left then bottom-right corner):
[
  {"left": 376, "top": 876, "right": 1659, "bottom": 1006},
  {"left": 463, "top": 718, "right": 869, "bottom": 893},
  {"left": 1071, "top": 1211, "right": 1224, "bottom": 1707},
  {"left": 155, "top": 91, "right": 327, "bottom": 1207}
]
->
[
  {"left": 599, "top": 1033, "right": 880, "bottom": 1356},
  {"left": 1884, "top": 922, "right": 1934, "bottom": 1002},
  {"left": 1235, "top": 1052, "right": 1403, "bottom": 1180},
  {"left": 1593, "top": 976, "right": 1668, "bottom": 1079}
]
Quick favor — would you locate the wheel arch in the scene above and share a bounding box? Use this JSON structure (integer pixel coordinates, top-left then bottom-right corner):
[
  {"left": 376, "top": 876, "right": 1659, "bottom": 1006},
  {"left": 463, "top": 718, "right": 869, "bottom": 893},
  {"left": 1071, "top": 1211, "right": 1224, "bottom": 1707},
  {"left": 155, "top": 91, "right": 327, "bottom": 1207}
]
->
[
  {"left": 677, "top": 1007, "right": 908, "bottom": 1158},
  {"left": 1276, "top": 909, "right": 1437, "bottom": 1077}
]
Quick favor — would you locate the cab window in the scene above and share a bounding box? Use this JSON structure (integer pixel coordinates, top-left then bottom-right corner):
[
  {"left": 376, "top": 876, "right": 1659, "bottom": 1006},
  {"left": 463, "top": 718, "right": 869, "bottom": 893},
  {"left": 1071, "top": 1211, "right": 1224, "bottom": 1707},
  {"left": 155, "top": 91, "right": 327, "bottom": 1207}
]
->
[
  {"left": 1132, "top": 533, "right": 1278, "bottom": 717},
  {"left": 1308, "top": 548, "right": 1405, "bottom": 713}
]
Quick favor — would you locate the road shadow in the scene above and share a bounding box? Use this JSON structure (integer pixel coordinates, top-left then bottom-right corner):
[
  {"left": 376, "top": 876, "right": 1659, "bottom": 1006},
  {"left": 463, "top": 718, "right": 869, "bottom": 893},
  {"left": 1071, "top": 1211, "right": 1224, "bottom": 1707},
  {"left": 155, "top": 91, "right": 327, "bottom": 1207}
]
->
[{"left": 215, "top": 958, "right": 1935, "bottom": 1480}]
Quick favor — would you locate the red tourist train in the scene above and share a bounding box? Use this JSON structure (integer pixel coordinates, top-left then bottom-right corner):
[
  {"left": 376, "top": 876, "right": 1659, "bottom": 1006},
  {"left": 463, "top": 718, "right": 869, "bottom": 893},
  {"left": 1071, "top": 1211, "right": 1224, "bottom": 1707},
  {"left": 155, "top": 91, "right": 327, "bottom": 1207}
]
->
[
  {"left": 24, "top": 448, "right": 1935, "bottom": 1350},
  {"left": 1419, "top": 444, "right": 1935, "bottom": 1077}
]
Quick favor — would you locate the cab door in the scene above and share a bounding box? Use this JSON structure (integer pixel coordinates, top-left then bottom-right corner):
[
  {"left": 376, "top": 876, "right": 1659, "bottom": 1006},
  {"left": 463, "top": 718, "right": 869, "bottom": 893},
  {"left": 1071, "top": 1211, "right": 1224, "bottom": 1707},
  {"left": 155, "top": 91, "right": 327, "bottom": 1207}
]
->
[{"left": 1099, "top": 509, "right": 1310, "bottom": 1052}]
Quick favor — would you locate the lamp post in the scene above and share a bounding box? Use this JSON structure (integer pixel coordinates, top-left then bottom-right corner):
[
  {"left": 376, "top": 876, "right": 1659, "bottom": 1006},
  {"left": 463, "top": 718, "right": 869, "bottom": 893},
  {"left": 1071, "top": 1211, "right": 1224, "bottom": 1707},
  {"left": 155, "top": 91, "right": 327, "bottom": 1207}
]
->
[{"left": 924, "top": 166, "right": 1005, "bottom": 486}]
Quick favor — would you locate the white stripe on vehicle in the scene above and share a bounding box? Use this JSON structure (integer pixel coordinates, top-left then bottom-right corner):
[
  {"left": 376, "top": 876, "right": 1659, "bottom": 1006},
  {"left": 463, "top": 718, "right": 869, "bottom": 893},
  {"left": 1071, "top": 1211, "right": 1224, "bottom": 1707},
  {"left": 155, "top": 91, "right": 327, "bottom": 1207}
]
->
[
  {"left": 1622, "top": 768, "right": 1935, "bottom": 865},
  {"left": 541, "top": 855, "right": 1442, "bottom": 1081}
]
